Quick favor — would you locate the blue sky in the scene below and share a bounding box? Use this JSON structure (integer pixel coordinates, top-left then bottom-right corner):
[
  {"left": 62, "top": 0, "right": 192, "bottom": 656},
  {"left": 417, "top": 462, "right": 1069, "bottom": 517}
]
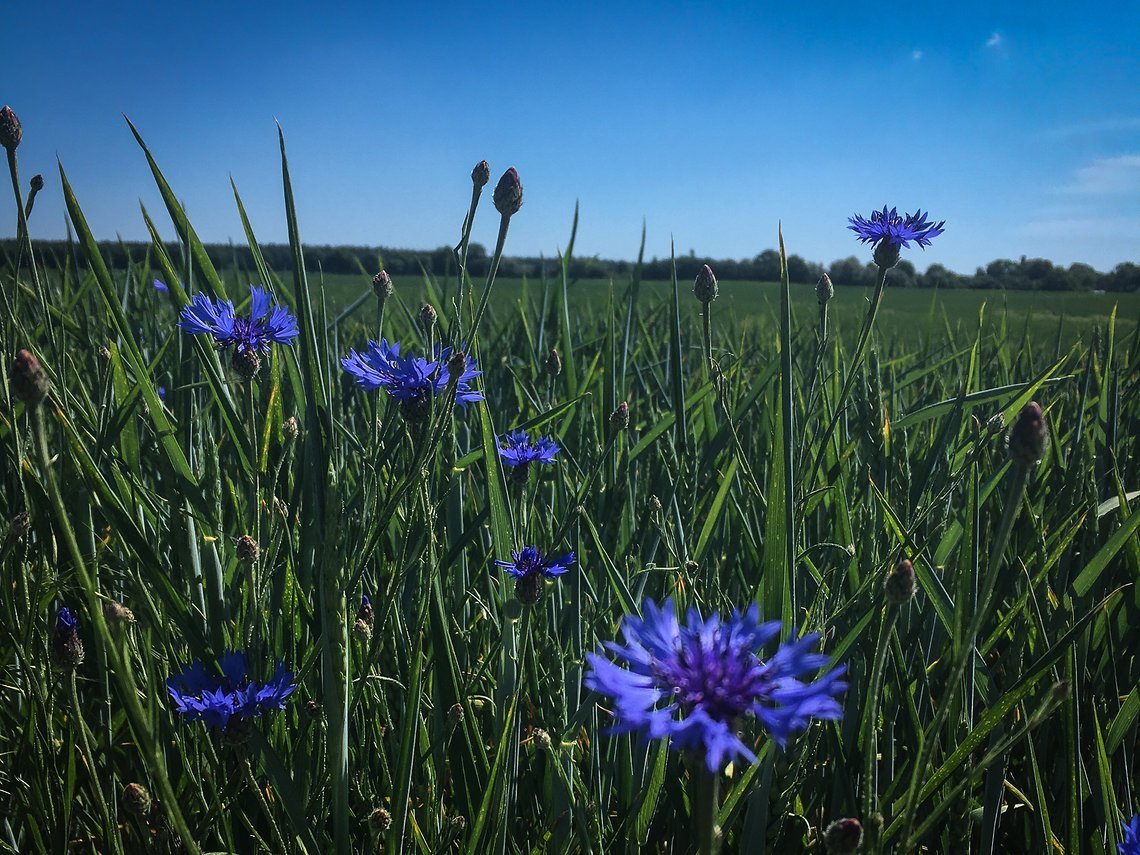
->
[{"left": 3, "top": 1, "right": 1138, "bottom": 273}]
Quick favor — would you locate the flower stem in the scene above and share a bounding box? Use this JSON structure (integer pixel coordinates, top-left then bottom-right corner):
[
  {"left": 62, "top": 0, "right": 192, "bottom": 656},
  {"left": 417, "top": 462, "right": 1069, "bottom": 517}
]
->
[
  {"left": 32, "top": 407, "right": 200, "bottom": 854},
  {"left": 694, "top": 764, "right": 720, "bottom": 855},
  {"left": 861, "top": 604, "right": 898, "bottom": 852},
  {"left": 808, "top": 262, "right": 889, "bottom": 487}
]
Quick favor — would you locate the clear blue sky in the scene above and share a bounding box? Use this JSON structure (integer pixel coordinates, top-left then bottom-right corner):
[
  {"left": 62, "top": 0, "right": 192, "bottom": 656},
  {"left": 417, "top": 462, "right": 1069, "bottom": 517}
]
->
[{"left": 3, "top": 1, "right": 1138, "bottom": 273}]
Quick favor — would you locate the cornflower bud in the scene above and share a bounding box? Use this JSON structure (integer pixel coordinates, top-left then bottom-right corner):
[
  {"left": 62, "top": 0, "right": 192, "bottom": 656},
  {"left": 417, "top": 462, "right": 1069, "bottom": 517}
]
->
[
  {"left": 532, "top": 728, "right": 552, "bottom": 751},
  {"left": 0, "top": 106, "right": 22, "bottom": 151},
  {"left": 493, "top": 167, "right": 523, "bottom": 217},
  {"left": 51, "top": 608, "right": 84, "bottom": 670},
  {"left": 816, "top": 272, "right": 834, "bottom": 304},
  {"left": 448, "top": 816, "right": 467, "bottom": 835},
  {"left": 98, "top": 345, "right": 112, "bottom": 360},
  {"left": 986, "top": 411, "right": 1006, "bottom": 436},
  {"left": 693, "top": 264, "right": 718, "bottom": 303},
  {"left": 471, "top": 160, "right": 490, "bottom": 188},
  {"left": 544, "top": 347, "right": 562, "bottom": 377},
  {"left": 418, "top": 302, "right": 437, "bottom": 331},
  {"left": 356, "top": 594, "right": 374, "bottom": 628},
  {"left": 283, "top": 415, "right": 300, "bottom": 440},
  {"left": 609, "top": 401, "right": 630, "bottom": 431},
  {"left": 122, "top": 783, "right": 152, "bottom": 817},
  {"left": 1007, "top": 401, "right": 1049, "bottom": 467},
  {"left": 235, "top": 535, "right": 259, "bottom": 566},
  {"left": 9, "top": 511, "right": 30, "bottom": 541},
  {"left": 447, "top": 349, "right": 467, "bottom": 381},
  {"left": 30, "top": 174, "right": 44, "bottom": 192},
  {"left": 371, "top": 270, "right": 393, "bottom": 301},
  {"left": 10, "top": 349, "right": 49, "bottom": 407},
  {"left": 103, "top": 600, "right": 136, "bottom": 625},
  {"left": 885, "top": 558, "right": 916, "bottom": 605},
  {"left": 448, "top": 702, "right": 465, "bottom": 728},
  {"left": 684, "top": 559, "right": 699, "bottom": 575},
  {"left": 352, "top": 618, "right": 372, "bottom": 643},
  {"left": 369, "top": 807, "right": 392, "bottom": 835},
  {"left": 302, "top": 699, "right": 322, "bottom": 721},
  {"left": 823, "top": 817, "right": 864, "bottom": 854}
]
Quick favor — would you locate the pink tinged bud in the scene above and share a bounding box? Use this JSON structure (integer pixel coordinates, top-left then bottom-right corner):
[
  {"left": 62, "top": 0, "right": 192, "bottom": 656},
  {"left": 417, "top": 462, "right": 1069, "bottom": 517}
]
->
[
  {"left": 122, "top": 783, "right": 152, "bottom": 816},
  {"left": 10, "top": 349, "right": 49, "bottom": 407},
  {"left": 372, "top": 269, "right": 393, "bottom": 300},
  {"left": 816, "top": 272, "right": 834, "bottom": 304},
  {"left": 472, "top": 160, "right": 490, "bottom": 188},
  {"left": 693, "top": 264, "right": 718, "bottom": 303},
  {"left": 493, "top": 167, "right": 523, "bottom": 217},
  {"left": 235, "top": 535, "right": 259, "bottom": 565},
  {"left": 1007, "top": 401, "right": 1049, "bottom": 467},
  {"left": 885, "top": 558, "right": 917, "bottom": 605},
  {"left": 609, "top": 401, "right": 630, "bottom": 431},
  {"left": 0, "top": 106, "right": 22, "bottom": 151},
  {"left": 823, "top": 817, "right": 864, "bottom": 854},
  {"left": 418, "top": 303, "right": 437, "bottom": 330}
]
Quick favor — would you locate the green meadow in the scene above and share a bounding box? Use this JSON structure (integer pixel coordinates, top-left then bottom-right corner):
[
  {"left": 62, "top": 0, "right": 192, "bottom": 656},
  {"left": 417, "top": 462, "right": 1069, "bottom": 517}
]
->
[{"left": 2, "top": 124, "right": 1139, "bottom": 855}]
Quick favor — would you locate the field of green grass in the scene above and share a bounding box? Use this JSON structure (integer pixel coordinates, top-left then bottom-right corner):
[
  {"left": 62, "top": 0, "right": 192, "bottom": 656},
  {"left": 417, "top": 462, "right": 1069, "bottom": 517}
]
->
[
  {"left": 307, "top": 272, "right": 1140, "bottom": 349},
  {"left": 3, "top": 126, "right": 1139, "bottom": 855}
]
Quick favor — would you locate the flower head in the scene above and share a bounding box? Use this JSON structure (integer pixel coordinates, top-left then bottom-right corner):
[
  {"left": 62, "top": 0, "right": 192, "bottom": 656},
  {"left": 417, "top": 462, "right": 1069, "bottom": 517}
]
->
[
  {"left": 1120, "top": 814, "right": 1140, "bottom": 855},
  {"left": 179, "top": 285, "right": 299, "bottom": 377},
  {"left": 341, "top": 339, "right": 483, "bottom": 421},
  {"left": 584, "top": 598, "right": 847, "bottom": 773},
  {"left": 167, "top": 650, "right": 296, "bottom": 735},
  {"left": 153, "top": 279, "right": 170, "bottom": 294},
  {"left": 498, "top": 429, "right": 560, "bottom": 469},
  {"left": 848, "top": 206, "right": 944, "bottom": 250},
  {"left": 496, "top": 546, "right": 574, "bottom": 604},
  {"left": 496, "top": 546, "right": 575, "bottom": 580}
]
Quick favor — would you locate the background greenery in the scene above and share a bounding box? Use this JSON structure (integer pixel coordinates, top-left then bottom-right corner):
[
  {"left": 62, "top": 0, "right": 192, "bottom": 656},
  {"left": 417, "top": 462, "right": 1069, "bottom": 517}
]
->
[{"left": 2, "top": 126, "right": 1138, "bottom": 854}]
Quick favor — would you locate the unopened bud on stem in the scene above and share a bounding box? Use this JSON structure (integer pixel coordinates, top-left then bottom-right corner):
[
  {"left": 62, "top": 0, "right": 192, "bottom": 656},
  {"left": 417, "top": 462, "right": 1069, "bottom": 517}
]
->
[
  {"left": 0, "top": 106, "right": 22, "bottom": 151},
  {"left": 1007, "top": 402, "right": 1048, "bottom": 467},
  {"left": 471, "top": 160, "right": 490, "bottom": 188},
  {"left": 493, "top": 167, "right": 523, "bottom": 217},
  {"left": 371, "top": 270, "right": 393, "bottom": 301},
  {"left": 816, "top": 272, "right": 834, "bottom": 304},
  {"left": 10, "top": 349, "right": 49, "bottom": 408},
  {"left": 693, "top": 264, "right": 718, "bottom": 303}
]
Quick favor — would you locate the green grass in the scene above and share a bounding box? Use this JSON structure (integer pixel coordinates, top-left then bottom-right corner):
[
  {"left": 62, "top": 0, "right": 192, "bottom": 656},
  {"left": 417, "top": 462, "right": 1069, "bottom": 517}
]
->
[
  {"left": 1, "top": 126, "right": 1138, "bottom": 855},
  {"left": 309, "top": 271, "right": 1140, "bottom": 347}
]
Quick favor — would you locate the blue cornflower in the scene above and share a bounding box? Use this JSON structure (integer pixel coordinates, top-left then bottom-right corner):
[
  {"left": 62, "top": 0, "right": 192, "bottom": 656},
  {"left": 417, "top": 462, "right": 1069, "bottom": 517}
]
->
[
  {"left": 584, "top": 598, "right": 847, "bottom": 773},
  {"left": 848, "top": 207, "right": 945, "bottom": 250},
  {"left": 1120, "top": 814, "right": 1140, "bottom": 855},
  {"left": 498, "top": 429, "right": 560, "bottom": 470},
  {"left": 496, "top": 546, "right": 575, "bottom": 604},
  {"left": 167, "top": 650, "right": 296, "bottom": 738},
  {"left": 51, "top": 607, "right": 84, "bottom": 668},
  {"left": 341, "top": 339, "right": 483, "bottom": 422},
  {"left": 178, "top": 284, "right": 299, "bottom": 378},
  {"left": 153, "top": 279, "right": 170, "bottom": 294}
]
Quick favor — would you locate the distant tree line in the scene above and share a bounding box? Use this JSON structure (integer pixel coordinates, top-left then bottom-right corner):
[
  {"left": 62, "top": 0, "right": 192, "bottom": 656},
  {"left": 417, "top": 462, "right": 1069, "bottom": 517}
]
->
[{"left": 4, "top": 239, "right": 1138, "bottom": 293}]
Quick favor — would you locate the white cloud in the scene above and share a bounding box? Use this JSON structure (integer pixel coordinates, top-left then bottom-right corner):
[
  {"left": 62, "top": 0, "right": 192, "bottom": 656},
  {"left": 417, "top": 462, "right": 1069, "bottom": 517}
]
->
[
  {"left": 1060, "top": 154, "right": 1140, "bottom": 196},
  {"left": 986, "top": 32, "right": 1002, "bottom": 48},
  {"left": 912, "top": 49, "right": 924, "bottom": 61}
]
